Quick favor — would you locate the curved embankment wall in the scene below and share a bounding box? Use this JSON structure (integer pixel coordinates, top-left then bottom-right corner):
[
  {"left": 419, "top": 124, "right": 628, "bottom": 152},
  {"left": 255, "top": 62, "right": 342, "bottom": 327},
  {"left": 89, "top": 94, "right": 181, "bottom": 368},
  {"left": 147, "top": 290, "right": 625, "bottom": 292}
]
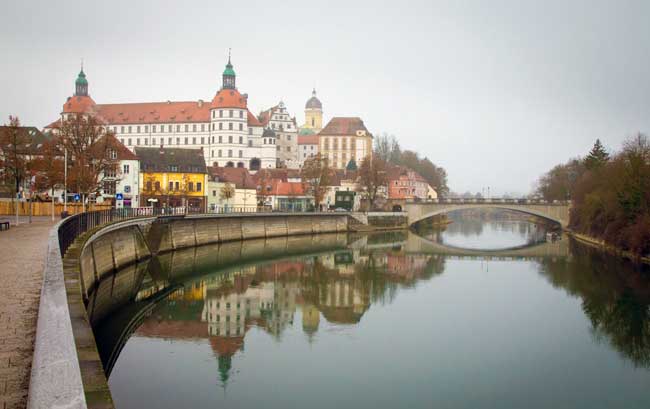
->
[
  {"left": 42, "top": 213, "right": 349, "bottom": 409},
  {"left": 80, "top": 214, "right": 348, "bottom": 299}
]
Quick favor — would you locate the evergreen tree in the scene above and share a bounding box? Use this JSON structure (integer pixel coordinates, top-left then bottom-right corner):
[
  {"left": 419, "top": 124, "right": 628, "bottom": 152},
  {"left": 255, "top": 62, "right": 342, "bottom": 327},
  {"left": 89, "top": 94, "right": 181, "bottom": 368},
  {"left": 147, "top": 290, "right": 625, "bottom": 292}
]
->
[{"left": 584, "top": 139, "right": 610, "bottom": 170}]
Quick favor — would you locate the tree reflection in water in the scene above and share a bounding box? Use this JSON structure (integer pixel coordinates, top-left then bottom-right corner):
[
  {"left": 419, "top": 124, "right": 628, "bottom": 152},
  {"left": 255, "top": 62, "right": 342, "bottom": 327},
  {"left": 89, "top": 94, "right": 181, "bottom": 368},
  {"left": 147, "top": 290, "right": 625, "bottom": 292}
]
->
[{"left": 538, "top": 239, "right": 650, "bottom": 367}]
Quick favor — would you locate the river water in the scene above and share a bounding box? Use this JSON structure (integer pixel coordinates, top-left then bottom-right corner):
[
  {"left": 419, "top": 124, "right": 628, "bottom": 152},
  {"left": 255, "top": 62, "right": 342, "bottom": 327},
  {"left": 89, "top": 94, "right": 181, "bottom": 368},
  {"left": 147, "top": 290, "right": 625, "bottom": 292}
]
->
[{"left": 92, "top": 219, "right": 650, "bottom": 409}]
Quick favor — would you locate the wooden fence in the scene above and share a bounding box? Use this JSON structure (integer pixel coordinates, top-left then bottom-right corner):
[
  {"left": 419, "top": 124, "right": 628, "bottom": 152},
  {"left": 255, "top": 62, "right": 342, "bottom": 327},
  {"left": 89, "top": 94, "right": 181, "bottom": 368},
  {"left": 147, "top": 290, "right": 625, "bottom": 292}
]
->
[{"left": 0, "top": 201, "right": 112, "bottom": 216}]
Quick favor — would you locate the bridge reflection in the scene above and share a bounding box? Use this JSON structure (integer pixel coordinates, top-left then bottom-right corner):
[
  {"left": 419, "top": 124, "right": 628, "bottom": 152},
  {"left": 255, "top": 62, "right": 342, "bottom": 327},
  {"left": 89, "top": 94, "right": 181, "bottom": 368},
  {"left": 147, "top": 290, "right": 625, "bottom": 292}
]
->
[{"left": 88, "top": 230, "right": 650, "bottom": 384}]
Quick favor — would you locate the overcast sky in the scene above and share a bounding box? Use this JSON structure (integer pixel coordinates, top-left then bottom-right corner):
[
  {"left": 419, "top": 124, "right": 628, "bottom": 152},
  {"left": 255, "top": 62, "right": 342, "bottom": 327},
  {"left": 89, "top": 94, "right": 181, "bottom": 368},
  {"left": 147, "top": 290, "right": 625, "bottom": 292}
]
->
[{"left": 1, "top": 0, "right": 649, "bottom": 195}]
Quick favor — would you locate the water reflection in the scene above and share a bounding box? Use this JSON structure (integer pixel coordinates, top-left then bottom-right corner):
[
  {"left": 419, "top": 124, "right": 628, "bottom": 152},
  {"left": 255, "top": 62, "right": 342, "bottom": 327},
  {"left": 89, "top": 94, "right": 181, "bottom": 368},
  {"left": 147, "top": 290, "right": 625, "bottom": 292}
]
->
[{"left": 91, "top": 223, "right": 650, "bottom": 409}]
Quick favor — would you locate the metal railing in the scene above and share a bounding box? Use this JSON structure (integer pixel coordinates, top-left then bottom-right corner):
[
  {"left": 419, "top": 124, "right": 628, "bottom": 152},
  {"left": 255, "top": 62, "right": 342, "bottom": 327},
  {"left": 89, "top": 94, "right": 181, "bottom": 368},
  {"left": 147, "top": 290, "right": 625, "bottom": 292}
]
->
[
  {"left": 407, "top": 198, "right": 571, "bottom": 205},
  {"left": 57, "top": 206, "right": 192, "bottom": 256}
]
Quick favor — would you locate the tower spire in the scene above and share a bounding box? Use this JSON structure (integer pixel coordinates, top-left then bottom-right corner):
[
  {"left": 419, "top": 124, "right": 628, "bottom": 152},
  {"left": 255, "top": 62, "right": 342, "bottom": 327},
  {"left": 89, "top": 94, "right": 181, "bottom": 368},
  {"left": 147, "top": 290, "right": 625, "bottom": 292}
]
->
[
  {"left": 75, "top": 61, "right": 88, "bottom": 97},
  {"left": 222, "top": 50, "right": 236, "bottom": 89}
]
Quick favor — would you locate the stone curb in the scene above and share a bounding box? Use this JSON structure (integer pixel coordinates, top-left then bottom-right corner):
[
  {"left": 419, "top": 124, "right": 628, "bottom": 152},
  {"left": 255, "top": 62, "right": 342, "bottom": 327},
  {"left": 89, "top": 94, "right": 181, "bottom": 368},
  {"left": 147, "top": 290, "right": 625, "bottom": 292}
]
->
[{"left": 27, "top": 219, "right": 87, "bottom": 409}]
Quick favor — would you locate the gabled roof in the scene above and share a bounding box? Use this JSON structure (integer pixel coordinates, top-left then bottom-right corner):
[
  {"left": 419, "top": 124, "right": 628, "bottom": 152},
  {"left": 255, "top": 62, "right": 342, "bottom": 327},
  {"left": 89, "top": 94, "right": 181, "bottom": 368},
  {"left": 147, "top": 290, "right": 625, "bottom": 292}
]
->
[
  {"left": 135, "top": 147, "right": 207, "bottom": 173},
  {"left": 208, "top": 166, "right": 256, "bottom": 189},
  {"left": 267, "top": 180, "right": 306, "bottom": 196},
  {"left": 247, "top": 110, "right": 262, "bottom": 127},
  {"left": 319, "top": 117, "right": 371, "bottom": 137},
  {"left": 103, "top": 134, "right": 138, "bottom": 160},
  {"left": 0, "top": 126, "right": 51, "bottom": 154}
]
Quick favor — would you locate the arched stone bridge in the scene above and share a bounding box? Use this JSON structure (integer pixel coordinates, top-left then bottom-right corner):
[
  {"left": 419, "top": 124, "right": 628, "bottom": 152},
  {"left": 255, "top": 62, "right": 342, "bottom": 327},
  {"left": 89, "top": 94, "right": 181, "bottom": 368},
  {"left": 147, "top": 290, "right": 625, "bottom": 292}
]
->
[{"left": 405, "top": 199, "right": 570, "bottom": 228}]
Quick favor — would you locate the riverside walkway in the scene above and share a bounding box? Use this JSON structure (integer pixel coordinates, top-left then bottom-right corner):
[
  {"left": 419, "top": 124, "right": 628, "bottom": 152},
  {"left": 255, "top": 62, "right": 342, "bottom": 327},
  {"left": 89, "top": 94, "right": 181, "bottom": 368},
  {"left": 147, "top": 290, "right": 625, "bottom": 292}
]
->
[{"left": 0, "top": 219, "right": 55, "bottom": 409}]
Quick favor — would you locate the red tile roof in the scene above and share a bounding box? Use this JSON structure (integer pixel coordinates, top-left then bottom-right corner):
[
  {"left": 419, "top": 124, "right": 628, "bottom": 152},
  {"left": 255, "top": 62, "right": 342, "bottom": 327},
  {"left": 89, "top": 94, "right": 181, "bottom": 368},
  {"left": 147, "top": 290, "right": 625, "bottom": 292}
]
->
[
  {"left": 104, "top": 133, "right": 138, "bottom": 160},
  {"left": 52, "top": 100, "right": 263, "bottom": 128},
  {"left": 211, "top": 88, "right": 247, "bottom": 109},
  {"left": 298, "top": 135, "right": 319, "bottom": 145},
  {"left": 268, "top": 180, "right": 305, "bottom": 196},
  {"left": 62, "top": 95, "right": 97, "bottom": 114},
  {"left": 319, "top": 117, "right": 371, "bottom": 137},
  {"left": 208, "top": 166, "right": 256, "bottom": 189},
  {"left": 247, "top": 110, "right": 262, "bottom": 126}
]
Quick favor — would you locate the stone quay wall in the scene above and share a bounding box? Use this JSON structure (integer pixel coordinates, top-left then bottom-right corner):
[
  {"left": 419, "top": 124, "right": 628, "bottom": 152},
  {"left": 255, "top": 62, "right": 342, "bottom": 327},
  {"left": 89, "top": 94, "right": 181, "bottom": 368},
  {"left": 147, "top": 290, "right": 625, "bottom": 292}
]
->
[{"left": 80, "top": 213, "right": 349, "bottom": 300}]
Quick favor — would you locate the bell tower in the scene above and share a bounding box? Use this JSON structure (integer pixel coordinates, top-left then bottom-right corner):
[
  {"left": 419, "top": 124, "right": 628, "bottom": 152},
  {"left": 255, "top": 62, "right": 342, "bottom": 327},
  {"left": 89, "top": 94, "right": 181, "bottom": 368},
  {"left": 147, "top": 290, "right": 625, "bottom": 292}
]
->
[
  {"left": 222, "top": 49, "right": 236, "bottom": 90},
  {"left": 74, "top": 62, "right": 88, "bottom": 97}
]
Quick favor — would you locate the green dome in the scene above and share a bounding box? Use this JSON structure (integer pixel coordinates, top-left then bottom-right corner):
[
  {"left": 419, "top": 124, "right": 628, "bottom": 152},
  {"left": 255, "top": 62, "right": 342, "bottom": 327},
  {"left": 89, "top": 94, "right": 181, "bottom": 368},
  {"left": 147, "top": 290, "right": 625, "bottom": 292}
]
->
[
  {"left": 223, "top": 62, "right": 235, "bottom": 77},
  {"left": 75, "top": 70, "right": 88, "bottom": 86}
]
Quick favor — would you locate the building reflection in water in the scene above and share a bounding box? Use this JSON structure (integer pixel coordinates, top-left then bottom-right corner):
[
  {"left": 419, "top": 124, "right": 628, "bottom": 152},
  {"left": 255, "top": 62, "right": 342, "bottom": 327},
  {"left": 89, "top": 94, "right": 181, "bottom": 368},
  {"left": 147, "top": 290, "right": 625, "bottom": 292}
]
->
[
  {"left": 127, "top": 237, "right": 443, "bottom": 387},
  {"left": 92, "top": 227, "right": 650, "bottom": 394}
]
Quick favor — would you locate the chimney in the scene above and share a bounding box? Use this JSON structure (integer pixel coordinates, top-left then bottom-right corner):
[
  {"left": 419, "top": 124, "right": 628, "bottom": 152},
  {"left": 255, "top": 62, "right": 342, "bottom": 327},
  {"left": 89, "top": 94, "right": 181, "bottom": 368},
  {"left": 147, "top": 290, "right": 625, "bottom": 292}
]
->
[{"left": 198, "top": 99, "right": 204, "bottom": 107}]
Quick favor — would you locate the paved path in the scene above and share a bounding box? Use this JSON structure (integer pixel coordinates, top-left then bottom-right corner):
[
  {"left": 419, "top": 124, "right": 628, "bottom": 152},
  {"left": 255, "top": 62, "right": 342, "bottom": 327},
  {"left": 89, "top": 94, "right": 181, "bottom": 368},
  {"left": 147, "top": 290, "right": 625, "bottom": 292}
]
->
[{"left": 0, "top": 220, "right": 56, "bottom": 409}]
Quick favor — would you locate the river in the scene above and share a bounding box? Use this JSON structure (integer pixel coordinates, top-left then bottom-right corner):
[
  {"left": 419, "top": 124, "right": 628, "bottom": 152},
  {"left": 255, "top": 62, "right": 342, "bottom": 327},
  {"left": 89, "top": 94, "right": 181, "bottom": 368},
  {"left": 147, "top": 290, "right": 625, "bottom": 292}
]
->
[{"left": 91, "top": 219, "right": 650, "bottom": 409}]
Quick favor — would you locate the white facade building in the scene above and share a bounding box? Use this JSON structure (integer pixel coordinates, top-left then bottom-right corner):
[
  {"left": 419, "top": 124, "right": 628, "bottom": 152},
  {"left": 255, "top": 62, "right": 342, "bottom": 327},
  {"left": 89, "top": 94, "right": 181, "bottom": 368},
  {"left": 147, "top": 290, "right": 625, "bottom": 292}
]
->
[
  {"left": 49, "top": 58, "right": 278, "bottom": 171},
  {"left": 259, "top": 102, "right": 299, "bottom": 168}
]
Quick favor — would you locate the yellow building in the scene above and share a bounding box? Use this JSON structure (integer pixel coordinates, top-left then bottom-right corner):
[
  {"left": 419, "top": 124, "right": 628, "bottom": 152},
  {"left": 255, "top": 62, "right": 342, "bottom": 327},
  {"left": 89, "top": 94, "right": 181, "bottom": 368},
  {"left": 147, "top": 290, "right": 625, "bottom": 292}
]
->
[
  {"left": 318, "top": 117, "right": 373, "bottom": 169},
  {"left": 300, "top": 88, "right": 323, "bottom": 134},
  {"left": 136, "top": 147, "right": 208, "bottom": 211}
]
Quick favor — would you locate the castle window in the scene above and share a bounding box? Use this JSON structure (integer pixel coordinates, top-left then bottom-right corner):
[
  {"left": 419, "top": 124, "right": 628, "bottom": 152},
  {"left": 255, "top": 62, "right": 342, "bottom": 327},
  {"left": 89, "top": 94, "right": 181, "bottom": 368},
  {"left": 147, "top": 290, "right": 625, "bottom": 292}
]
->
[
  {"left": 152, "top": 138, "right": 156, "bottom": 145},
  {"left": 128, "top": 138, "right": 132, "bottom": 145},
  {"left": 312, "top": 118, "right": 315, "bottom": 126},
  {"left": 144, "top": 138, "right": 148, "bottom": 145},
  {"left": 121, "top": 126, "right": 125, "bottom": 133},
  {"left": 218, "top": 150, "right": 222, "bottom": 157},
  {"left": 229, "top": 123, "right": 233, "bottom": 130},
  {"left": 239, "top": 136, "right": 243, "bottom": 144},
  {"left": 197, "top": 182, "right": 201, "bottom": 192},
  {"left": 212, "top": 111, "right": 215, "bottom": 119},
  {"left": 193, "top": 124, "right": 197, "bottom": 132},
  {"left": 185, "top": 124, "right": 189, "bottom": 132},
  {"left": 219, "top": 135, "right": 223, "bottom": 143},
  {"left": 128, "top": 126, "right": 132, "bottom": 133},
  {"left": 188, "top": 182, "right": 194, "bottom": 192},
  {"left": 248, "top": 140, "right": 252, "bottom": 147},
  {"left": 239, "top": 123, "right": 243, "bottom": 131},
  {"left": 184, "top": 137, "right": 188, "bottom": 145},
  {"left": 287, "top": 135, "right": 292, "bottom": 141},
  {"left": 239, "top": 150, "right": 243, "bottom": 158},
  {"left": 228, "top": 149, "right": 232, "bottom": 157},
  {"left": 168, "top": 137, "right": 172, "bottom": 145},
  {"left": 137, "top": 126, "right": 140, "bottom": 133},
  {"left": 228, "top": 135, "right": 233, "bottom": 143},
  {"left": 219, "top": 110, "right": 223, "bottom": 118},
  {"left": 201, "top": 124, "right": 205, "bottom": 132},
  {"left": 201, "top": 137, "right": 204, "bottom": 144},
  {"left": 145, "top": 125, "right": 149, "bottom": 133},
  {"left": 152, "top": 125, "right": 156, "bottom": 133},
  {"left": 248, "top": 128, "right": 252, "bottom": 135},
  {"left": 219, "top": 123, "right": 223, "bottom": 130},
  {"left": 176, "top": 125, "right": 180, "bottom": 132},
  {"left": 176, "top": 137, "right": 180, "bottom": 145},
  {"left": 168, "top": 125, "right": 172, "bottom": 132},
  {"left": 229, "top": 110, "right": 233, "bottom": 118}
]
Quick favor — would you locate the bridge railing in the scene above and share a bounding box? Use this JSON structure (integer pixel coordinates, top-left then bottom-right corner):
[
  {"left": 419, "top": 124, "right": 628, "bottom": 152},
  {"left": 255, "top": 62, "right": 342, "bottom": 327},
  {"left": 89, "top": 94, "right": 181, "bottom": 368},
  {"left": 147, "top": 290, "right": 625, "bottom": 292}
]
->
[{"left": 407, "top": 198, "right": 571, "bottom": 205}]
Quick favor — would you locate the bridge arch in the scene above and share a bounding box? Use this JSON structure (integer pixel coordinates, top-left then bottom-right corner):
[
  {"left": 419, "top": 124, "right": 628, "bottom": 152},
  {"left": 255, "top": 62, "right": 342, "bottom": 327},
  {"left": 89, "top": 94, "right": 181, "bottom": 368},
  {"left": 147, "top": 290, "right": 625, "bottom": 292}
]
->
[{"left": 405, "top": 201, "right": 570, "bottom": 228}]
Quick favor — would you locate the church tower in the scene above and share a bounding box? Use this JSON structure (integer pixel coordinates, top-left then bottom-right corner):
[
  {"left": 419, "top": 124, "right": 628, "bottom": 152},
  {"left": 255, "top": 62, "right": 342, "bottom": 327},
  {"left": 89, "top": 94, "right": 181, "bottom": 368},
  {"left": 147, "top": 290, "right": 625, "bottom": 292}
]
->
[
  {"left": 222, "top": 52, "right": 236, "bottom": 90},
  {"left": 74, "top": 65, "right": 89, "bottom": 96},
  {"left": 303, "top": 88, "right": 322, "bottom": 132}
]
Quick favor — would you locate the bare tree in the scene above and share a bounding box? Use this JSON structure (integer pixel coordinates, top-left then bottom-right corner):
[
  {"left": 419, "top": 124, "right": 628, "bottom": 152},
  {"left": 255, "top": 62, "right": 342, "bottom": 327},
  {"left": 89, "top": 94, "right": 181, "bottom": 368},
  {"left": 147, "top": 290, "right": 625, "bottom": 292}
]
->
[
  {"left": 357, "top": 155, "right": 388, "bottom": 210},
  {"left": 58, "top": 115, "right": 121, "bottom": 210},
  {"left": 301, "top": 153, "right": 331, "bottom": 211},
  {"left": 0, "top": 116, "right": 30, "bottom": 202},
  {"left": 220, "top": 182, "right": 235, "bottom": 210},
  {"left": 32, "top": 139, "right": 65, "bottom": 220}
]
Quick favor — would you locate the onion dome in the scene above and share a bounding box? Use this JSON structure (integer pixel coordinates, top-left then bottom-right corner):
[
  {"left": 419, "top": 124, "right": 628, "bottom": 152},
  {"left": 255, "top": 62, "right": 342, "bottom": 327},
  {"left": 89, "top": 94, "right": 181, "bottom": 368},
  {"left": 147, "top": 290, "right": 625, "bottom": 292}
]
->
[
  {"left": 222, "top": 52, "right": 236, "bottom": 90},
  {"left": 305, "top": 88, "right": 322, "bottom": 110}
]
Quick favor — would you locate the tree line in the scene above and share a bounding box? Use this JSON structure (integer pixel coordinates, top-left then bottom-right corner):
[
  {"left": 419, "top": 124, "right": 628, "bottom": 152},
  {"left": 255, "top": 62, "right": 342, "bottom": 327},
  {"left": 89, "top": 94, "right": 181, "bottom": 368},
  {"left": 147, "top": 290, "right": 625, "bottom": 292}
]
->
[
  {"left": 535, "top": 135, "right": 650, "bottom": 256},
  {"left": 374, "top": 133, "right": 449, "bottom": 197}
]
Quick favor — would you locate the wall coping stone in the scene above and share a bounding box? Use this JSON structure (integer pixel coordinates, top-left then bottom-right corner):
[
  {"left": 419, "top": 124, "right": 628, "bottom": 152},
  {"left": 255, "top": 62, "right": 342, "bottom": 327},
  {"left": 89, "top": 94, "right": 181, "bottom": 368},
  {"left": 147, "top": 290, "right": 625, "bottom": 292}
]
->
[{"left": 28, "top": 219, "right": 87, "bottom": 409}]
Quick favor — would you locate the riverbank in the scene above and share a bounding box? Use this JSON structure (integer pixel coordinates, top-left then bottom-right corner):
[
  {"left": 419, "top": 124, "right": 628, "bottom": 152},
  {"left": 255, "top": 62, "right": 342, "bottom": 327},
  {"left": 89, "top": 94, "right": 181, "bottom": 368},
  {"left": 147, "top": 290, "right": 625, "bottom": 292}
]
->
[{"left": 567, "top": 230, "right": 650, "bottom": 265}]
